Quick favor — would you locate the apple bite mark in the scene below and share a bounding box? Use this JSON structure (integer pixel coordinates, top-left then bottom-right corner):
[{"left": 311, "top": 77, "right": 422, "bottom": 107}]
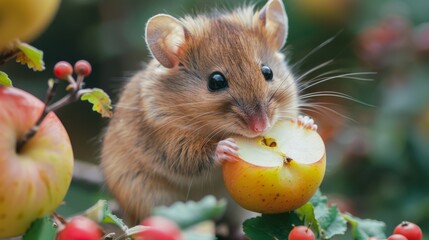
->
[{"left": 222, "top": 120, "right": 326, "bottom": 213}]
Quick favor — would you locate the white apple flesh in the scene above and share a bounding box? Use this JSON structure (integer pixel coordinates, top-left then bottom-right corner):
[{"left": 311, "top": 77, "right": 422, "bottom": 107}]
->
[
  {"left": 0, "top": 86, "right": 73, "bottom": 237},
  {"left": 223, "top": 120, "right": 326, "bottom": 213}
]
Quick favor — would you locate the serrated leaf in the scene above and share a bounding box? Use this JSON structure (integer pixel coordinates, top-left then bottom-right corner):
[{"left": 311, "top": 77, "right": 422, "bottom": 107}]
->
[
  {"left": 0, "top": 71, "right": 12, "bottom": 86},
  {"left": 344, "top": 213, "right": 386, "bottom": 240},
  {"left": 243, "top": 212, "right": 303, "bottom": 240},
  {"left": 83, "top": 199, "right": 128, "bottom": 231},
  {"left": 80, "top": 88, "right": 113, "bottom": 118},
  {"left": 16, "top": 42, "right": 45, "bottom": 71},
  {"left": 152, "top": 195, "right": 226, "bottom": 229},
  {"left": 318, "top": 206, "right": 347, "bottom": 239},
  {"left": 295, "top": 190, "right": 347, "bottom": 239},
  {"left": 22, "top": 215, "right": 57, "bottom": 240}
]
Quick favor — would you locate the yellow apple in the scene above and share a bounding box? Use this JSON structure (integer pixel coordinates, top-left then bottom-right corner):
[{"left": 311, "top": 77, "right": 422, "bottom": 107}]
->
[
  {"left": 0, "top": 0, "right": 60, "bottom": 50},
  {"left": 0, "top": 86, "right": 73, "bottom": 237},
  {"left": 222, "top": 120, "right": 326, "bottom": 213}
]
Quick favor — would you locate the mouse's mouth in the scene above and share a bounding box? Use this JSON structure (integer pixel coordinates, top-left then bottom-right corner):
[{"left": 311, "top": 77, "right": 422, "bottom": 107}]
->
[{"left": 241, "top": 122, "right": 273, "bottom": 138}]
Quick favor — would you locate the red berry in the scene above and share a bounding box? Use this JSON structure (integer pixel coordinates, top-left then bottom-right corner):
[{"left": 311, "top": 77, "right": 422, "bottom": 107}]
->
[
  {"left": 53, "top": 61, "right": 73, "bottom": 80},
  {"left": 388, "top": 234, "right": 408, "bottom": 240},
  {"left": 139, "top": 216, "right": 182, "bottom": 240},
  {"left": 56, "top": 216, "right": 102, "bottom": 240},
  {"left": 74, "top": 60, "right": 92, "bottom": 76},
  {"left": 288, "top": 226, "right": 315, "bottom": 240},
  {"left": 394, "top": 221, "right": 423, "bottom": 240}
]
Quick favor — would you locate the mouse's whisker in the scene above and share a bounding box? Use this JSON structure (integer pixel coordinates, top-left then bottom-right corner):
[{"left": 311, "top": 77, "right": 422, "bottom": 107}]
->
[
  {"left": 268, "top": 71, "right": 296, "bottom": 103},
  {"left": 287, "top": 31, "right": 342, "bottom": 74},
  {"left": 295, "top": 60, "right": 334, "bottom": 84},
  {"left": 298, "top": 71, "right": 375, "bottom": 93},
  {"left": 298, "top": 103, "right": 357, "bottom": 123},
  {"left": 299, "top": 90, "right": 374, "bottom": 107},
  {"left": 202, "top": 124, "right": 228, "bottom": 147}
]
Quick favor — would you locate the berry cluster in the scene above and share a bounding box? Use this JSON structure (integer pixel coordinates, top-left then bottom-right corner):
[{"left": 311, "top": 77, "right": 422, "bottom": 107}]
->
[
  {"left": 287, "top": 221, "right": 423, "bottom": 240},
  {"left": 53, "top": 60, "right": 92, "bottom": 93},
  {"left": 55, "top": 215, "right": 182, "bottom": 240},
  {"left": 54, "top": 60, "right": 92, "bottom": 80},
  {"left": 387, "top": 221, "right": 423, "bottom": 240}
]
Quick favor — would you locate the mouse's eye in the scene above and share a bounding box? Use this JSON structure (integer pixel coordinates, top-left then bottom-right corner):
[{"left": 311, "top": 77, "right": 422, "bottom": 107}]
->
[
  {"left": 208, "top": 71, "right": 228, "bottom": 92},
  {"left": 261, "top": 65, "right": 273, "bottom": 81}
]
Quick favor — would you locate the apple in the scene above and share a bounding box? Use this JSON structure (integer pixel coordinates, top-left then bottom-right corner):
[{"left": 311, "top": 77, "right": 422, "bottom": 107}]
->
[
  {"left": 0, "top": 86, "right": 73, "bottom": 238},
  {"left": 0, "top": 0, "right": 60, "bottom": 50},
  {"left": 222, "top": 120, "right": 326, "bottom": 213}
]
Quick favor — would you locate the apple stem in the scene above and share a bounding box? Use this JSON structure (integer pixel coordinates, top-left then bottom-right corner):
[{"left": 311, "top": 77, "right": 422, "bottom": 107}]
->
[
  {"left": 52, "top": 212, "right": 68, "bottom": 226},
  {"left": 0, "top": 49, "right": 20, "bottom": 65},
  {"left": 15, "top": 80, "right": 60, "bottom": 153},
  {"left": 15, "top": 78, "right": 87, "bottom": 153}
]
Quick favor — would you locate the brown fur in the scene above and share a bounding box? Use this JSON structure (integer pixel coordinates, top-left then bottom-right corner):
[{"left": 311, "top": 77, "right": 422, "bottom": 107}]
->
[{"left": 101, "top": 1, "right": 298, "bottom": 224}]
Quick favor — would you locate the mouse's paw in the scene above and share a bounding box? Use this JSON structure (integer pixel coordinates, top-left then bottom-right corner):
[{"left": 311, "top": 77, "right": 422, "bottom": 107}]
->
[
  {"left": 215, "top": 138, "right": 239, "bottom": 165},
  {"left": 297, "top": 115, "right": 318, "bottom": 131}
]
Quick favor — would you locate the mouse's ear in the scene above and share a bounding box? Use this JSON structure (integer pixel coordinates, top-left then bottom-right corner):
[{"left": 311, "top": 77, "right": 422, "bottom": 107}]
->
[
  {"left": 258, "top": 0, "right": 289, "bottom": 50},
  {"left": 145, "top": 14, "right": 188, "bottom": 68}
]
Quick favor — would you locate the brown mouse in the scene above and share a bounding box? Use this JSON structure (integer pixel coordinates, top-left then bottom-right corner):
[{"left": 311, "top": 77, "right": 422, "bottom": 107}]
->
[{"left": 101, "top": 0, "right": 317, "bottom": 225}]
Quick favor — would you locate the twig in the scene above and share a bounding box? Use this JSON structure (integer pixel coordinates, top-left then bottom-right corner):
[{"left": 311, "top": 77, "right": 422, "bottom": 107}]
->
[{"left": 15, "top": 80, "right": 59, "bottom": 153}]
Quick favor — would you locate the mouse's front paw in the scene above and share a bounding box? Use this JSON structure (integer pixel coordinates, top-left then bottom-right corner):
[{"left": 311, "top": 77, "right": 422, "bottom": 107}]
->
[
  {"left": 215, "top": 138, "right": 239, "bottom": 165},
  {"left": 297, "top": 115, "right": 318, "bottom": 131}
]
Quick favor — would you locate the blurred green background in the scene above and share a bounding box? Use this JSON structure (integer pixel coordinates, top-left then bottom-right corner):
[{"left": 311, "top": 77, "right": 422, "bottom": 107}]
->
[{"left": 3, "top": 0, "right": 429, "bottom": 237}]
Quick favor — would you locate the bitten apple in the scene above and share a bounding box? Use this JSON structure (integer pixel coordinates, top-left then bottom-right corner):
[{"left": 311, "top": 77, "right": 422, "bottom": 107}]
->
[
  {"left": 222, "top": 120, "right": 326, "bottom": 213},
  {"left": 0, "top": 86, "right": 73, "bottom": 237}
]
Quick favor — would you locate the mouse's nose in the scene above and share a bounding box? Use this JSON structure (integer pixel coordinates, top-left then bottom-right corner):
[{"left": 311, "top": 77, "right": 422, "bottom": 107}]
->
[{"left": 248, "top": 113, "right": 271, "bottom": 134}]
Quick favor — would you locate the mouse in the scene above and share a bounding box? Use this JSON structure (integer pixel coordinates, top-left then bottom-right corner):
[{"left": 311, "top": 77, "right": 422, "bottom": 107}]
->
[{"left": 101, "top": 0, "right": 318, "bottom": 226}]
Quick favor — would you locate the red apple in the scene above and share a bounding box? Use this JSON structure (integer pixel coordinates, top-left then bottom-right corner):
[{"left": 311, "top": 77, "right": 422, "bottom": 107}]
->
[
  {"left": 223, "top": 120, "right": 326, "bottom": 213},
  {"left": 0, "top": 86, "right": 74, "bottom": 237}
]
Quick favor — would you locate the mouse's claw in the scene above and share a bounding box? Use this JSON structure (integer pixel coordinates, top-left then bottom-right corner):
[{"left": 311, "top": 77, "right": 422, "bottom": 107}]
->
[
  {"left": 215, "top": 138, "right": 239, "bottom": 165},
  {"left": 297, "top": 115, "right": 318, "bottom": 131}
]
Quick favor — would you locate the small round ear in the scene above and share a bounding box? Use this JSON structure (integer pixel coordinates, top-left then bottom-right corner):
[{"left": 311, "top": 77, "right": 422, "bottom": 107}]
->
[
  {"left": 145, "top": 14, "right": 188, "bottom": 68},
  {"left": 258, "top": 0, "right": 289, "bottom": 50}
]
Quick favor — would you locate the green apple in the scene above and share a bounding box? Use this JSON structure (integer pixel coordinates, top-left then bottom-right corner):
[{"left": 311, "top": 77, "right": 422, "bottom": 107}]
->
[
  {"left": 222, "top": 120, "right": 326, "bottom": 213},
  {"left": 0, "top": 86, "right": 73, "bottom": 237},
  {"left": 0, "top": 0, "right": 60, "bottom": 50}
]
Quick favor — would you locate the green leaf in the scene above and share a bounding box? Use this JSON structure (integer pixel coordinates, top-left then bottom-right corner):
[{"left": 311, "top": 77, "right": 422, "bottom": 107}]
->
[
  {"left": 295, "top": 190, "right": 347, "bottom": 239},
  {"left": 80, "top": 88, "right": 113, "bottom": 118},
  {"left": 16, "top": 42, "right": 45, "bottom": 71},
  {"left": 83, "top": 199, "right": 128, "bottom": 231},
  {"left": 152, "top": 195, "right": 226, "bottom": 229},
  {"left": 0, "top": 71, "right": 12, "bottom": 86},
  {"left": 344, "top": 213, "right": 386, "bottom": 240},
  {"left": 243, "top": 212, "right": 303, "bottom": 240},
  {"left": 318, "top": 206, "right": 347, "bottom": 239},
  {"left": 22, "top": 215, "right": 57, "bottom": 240}
]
